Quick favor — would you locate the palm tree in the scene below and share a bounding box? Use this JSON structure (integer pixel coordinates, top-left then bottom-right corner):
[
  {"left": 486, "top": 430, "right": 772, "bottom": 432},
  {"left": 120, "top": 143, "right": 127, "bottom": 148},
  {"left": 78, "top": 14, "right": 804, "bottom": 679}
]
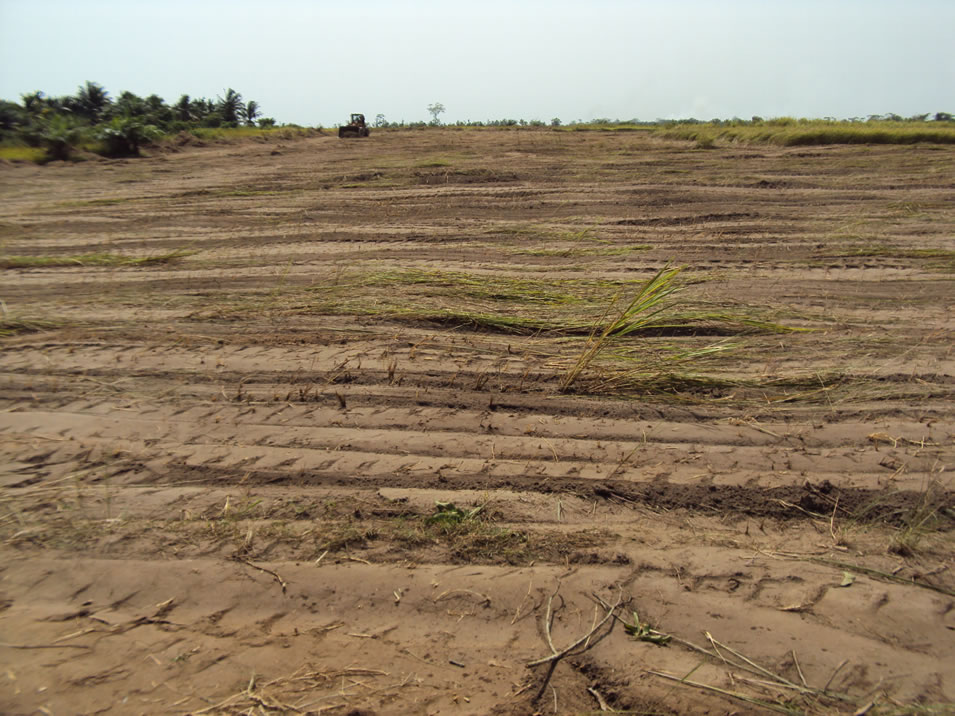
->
[
  {"left": 241, "top": 100, "right": 261, "bottom": 127},
  {"left": 217, "top": 88, "right": 243, "bottom": 126},
  {"left": 75, "top": 81, "right": 110, "bottom": 122},
  {"left": 113, "top": 91, "right": 147, "bottom": 118},
  {"left": 21, "top": 91, "right": 46, "bottom": 116},
  {"left": 188, "top": 97, "right": 215, "bottom": 121},
  {"left": 173, "top": 95, "right": 193, "bottom": 122}
]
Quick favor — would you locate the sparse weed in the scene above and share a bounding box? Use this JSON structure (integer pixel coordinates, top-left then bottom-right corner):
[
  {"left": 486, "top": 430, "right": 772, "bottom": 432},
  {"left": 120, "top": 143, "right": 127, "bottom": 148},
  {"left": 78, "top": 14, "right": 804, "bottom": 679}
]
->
[{"left": 888, "top": 479, "right": 950, "bottom": 557}]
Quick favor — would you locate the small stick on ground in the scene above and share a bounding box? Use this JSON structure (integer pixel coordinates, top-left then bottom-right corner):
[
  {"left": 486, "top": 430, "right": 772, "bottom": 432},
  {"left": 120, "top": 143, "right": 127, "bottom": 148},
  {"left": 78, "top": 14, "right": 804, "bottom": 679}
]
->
[
  {"left": 829, "top": 495, "right": 841, "bottom": 543},
  {"left": 0, "top": 642, "right": 91, "bottom": 650},
  {"left": 648, "top": 670, "right": 794, "bottom": 715},
  {"left": 791, "top": 650, "right": 808, "bottom": 688},
  {"left": 434, "top": 589, "right": 491, "bottom": 606},
  {"left": 511, "top": 579, "right": 534, "bottom": 625},
  {"left": 607, "top": 444, "right": 640, "bottom": 480},
  {"left": 526, "top": 588, "right": 625, "bottom": 703},
  {"left": 237, "top": 558, "right": 288, "bottom": 593},
  {"left": 587, "top": 686, "right": 612, "bottom": 711},
  {"left": 823, "top": 658, "right": 849, "bottom": 693}
]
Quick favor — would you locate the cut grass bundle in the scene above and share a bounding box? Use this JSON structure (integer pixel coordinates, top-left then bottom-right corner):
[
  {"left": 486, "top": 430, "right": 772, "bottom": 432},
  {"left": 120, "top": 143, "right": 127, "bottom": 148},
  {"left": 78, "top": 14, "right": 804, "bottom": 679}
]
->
[
  {"left": 353, "top": 267, "right": 586, "bottom": 306},
  {"left": 0, "top": 249, "right": 196, "bottom": 269},
  {"left": 559, "top": 265, "right": 684, "bottom": 391},
  {"left": 0, "top": 316, "right": 64, "bottom": 336}
]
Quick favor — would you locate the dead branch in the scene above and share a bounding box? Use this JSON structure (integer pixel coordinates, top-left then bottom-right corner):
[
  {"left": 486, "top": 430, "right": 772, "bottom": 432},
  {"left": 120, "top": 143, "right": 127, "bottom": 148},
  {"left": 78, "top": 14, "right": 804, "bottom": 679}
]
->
[{"left": 527, "top": 590, "right": 624, "bottom": 667}]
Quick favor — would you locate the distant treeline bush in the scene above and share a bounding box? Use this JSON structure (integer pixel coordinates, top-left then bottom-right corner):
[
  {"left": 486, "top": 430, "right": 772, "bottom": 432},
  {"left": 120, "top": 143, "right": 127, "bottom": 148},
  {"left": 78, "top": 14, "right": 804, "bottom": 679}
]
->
[
  {"left": 371, "top": 112, "right": 955, "bottom": 145},
  {"left": 648, "top": 114, "right": 955, "bottom": 146},
  {"left": 3, "top": 83, "right": 953, "bottom": 163},
  {"left": 0, "top": 81, "right": 292, "bottom": 161}
]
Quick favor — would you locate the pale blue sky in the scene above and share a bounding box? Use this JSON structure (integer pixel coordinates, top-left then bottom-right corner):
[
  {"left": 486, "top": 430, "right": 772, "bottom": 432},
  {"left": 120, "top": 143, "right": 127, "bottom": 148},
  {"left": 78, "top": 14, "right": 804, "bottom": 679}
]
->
[{"left": 1, "top": 0, "right": 952, "bottom": 125}]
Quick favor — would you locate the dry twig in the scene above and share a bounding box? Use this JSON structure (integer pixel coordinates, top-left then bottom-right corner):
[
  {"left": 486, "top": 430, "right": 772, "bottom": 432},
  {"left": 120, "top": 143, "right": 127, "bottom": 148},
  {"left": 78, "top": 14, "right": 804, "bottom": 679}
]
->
[
  {"left": 526, "top": 587, "right": 625, "bottom": 703},
  {"left": 237, "top": 558, "right": 288, "bottom": 593}
]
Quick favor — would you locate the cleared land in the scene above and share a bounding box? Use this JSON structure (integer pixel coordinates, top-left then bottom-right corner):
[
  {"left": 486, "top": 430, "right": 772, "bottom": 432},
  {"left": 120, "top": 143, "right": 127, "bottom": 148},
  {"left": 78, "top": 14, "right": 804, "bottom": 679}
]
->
[{"left": 1, "top": 128, "right": 953, "bottom": 715}]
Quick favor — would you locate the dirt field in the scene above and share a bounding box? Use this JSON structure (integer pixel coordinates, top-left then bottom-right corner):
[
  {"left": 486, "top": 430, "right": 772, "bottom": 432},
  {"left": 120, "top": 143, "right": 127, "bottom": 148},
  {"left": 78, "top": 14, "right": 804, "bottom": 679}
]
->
[{"left": 1, "top": 128, "right": 953, "bottom": 715}]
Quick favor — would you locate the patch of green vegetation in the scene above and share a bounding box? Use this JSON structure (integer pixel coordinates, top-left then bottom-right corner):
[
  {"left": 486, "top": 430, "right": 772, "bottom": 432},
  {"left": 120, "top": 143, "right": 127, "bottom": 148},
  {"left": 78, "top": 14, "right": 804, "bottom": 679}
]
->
[
  {"left": 0, "top": 249, "right": 197, "bottom": 269},
  {"left": 816, "top": 244, "right": 955, "bottom": 266},
  {"left": 512, "top": 244, "right": 650, "bottom": 258},
  {"left": 623, "top": 611, "right": 671, "bottom": 645},
  {"left": 354, "top": 268, "right": 586, "bottom": 305},
  {"left": 561, "top": 123, "right": 655, "bottom": 133},
  {"left": 186, "top": 126, "right": 314, "bottom": 142},
  {"left": 655, "top": 119, "right": 955, "bottom": 146},
  {"left": 415, "top": 158, "right": 453, "bottom": 168},
  {"left": 0, "top": 145, "right": 47, "bottom": 163},
  {"left": 52, "top": 197, "right": 141, "bottom": 209},
  {"left": 490, "top": 222, "right": 556, "bottom": 238},
  {"left": 292, "top": 268, "right": 804, "bottom": 345},
  {"left": 343, "top": 304, "right": 556, "bottom": 335},
  {"left": 560, "top": 265, "right": 687, "bottom": 391},
  {"left": 886, "top": 480, "right": 952, "bottom": 558},
  {"left": 217, "top": 188, "right": 282, "bottom": 197}
]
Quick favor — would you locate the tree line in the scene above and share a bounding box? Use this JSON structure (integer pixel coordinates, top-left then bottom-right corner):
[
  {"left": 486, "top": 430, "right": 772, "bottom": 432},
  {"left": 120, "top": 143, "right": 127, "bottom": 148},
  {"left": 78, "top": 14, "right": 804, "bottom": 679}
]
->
[
  {"left": 371, "top": 110, "right": 953, "bottom": 130},
  {"left": 0, "top": 81, "right": 273, "bottom": 159}
]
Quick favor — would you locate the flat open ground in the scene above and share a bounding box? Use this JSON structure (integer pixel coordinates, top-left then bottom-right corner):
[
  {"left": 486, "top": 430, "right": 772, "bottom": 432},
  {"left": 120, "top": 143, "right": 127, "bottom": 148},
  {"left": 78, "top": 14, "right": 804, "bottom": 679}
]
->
[{"left": 1, "top": 128, "right": 953, "bottom": 715}]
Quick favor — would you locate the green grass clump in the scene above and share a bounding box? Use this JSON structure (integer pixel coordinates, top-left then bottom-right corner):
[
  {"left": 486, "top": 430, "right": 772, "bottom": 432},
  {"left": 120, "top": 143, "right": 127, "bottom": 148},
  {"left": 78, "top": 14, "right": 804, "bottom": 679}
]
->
[
  {"left": 0, "top": 145, "right": 48, "bottom": 163},
  {"left": 0, "top": 249, "right": 196, "bottom": 269}
]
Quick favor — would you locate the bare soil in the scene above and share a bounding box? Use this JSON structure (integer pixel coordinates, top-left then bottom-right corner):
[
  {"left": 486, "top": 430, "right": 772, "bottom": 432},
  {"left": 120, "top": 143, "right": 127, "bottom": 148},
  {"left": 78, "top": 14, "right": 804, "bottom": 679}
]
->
[{"left": 1, "top": 128, "right": 953, "bottom": 715}]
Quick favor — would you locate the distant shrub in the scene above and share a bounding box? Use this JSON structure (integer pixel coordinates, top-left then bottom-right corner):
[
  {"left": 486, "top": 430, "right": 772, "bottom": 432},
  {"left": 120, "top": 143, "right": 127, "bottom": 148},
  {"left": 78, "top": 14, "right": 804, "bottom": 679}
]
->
[
  {"left": 97, "top": 117, "right": 162, "bottom": 156},
  {"left": 34, "top": 115, "right": 88, "bottom": 161}
]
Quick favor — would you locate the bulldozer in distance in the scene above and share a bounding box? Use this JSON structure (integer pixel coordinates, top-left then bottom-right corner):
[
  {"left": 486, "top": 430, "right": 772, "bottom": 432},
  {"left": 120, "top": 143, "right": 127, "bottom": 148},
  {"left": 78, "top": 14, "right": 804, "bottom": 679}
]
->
[{"left": 339, "top": 113, "right": 370, "bottom": 138}]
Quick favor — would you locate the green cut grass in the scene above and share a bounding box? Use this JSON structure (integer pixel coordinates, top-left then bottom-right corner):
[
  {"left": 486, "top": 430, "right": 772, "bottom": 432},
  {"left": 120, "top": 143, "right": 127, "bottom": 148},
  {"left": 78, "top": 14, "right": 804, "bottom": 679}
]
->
[
  {"left": 350, "top": 267, "right": 588, "bottom": 306},
  {"left": 816, "top": 244, "right": 955, "bottom": 262},
  {"left": 0, "top": 317, "right": 64, "bottom": 336},
  {"left": 0, "top": 249, "right": 196, "bottom": 269},
  {"left": 304, "top": 267, "right": 804, "bottom": 340}
]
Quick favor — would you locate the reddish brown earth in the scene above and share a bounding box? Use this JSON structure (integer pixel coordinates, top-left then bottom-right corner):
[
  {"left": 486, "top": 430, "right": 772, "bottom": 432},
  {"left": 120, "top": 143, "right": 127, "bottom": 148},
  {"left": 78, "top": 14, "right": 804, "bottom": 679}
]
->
[{"left": 1, "top": 128, "right": 953, "bottom": 715}]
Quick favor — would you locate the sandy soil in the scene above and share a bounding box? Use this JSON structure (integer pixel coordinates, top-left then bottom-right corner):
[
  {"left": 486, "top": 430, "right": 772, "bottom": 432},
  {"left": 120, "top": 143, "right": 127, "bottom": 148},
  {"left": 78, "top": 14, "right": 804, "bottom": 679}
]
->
[{"left": 1, "top": 128, "right": 953, "bottom": 715}]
